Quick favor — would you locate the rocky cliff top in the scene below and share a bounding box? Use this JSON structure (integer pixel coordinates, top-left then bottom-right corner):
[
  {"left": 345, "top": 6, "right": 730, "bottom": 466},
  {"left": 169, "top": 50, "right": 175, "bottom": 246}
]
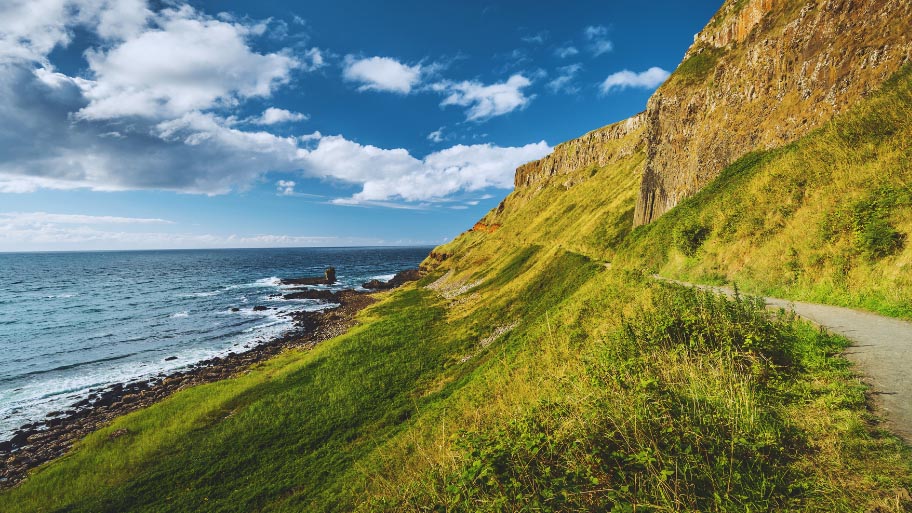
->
[
  {"left": 514, "top": 112, "right": 646, "bottom": 189},
  {"left": 634, "top": 0, "right": 912, "bottom": 225}
]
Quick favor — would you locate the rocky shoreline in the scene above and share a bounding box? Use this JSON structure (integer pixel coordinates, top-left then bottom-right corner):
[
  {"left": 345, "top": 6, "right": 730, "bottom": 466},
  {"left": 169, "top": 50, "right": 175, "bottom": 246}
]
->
[{"left": 0, "top": 269, "right": 419, "bottom": 490}]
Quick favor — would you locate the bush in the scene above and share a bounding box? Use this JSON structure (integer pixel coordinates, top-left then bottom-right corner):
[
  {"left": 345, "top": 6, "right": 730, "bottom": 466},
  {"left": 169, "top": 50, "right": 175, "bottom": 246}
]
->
[{"left": 675, "top": 222, "right": 711, "bottom": 257}]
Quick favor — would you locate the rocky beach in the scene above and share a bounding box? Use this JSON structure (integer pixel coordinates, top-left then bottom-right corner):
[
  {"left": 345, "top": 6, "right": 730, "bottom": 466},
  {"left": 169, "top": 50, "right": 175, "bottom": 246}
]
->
[{"left": 0, "top": 269, "right": 420, "bottom": 489}]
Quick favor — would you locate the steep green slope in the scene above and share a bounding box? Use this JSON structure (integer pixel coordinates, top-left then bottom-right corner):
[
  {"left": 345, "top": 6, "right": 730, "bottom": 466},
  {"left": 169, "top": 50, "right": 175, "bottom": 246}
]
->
[{"left": 618, "top": 65, "right": 912, "bottom": 319}]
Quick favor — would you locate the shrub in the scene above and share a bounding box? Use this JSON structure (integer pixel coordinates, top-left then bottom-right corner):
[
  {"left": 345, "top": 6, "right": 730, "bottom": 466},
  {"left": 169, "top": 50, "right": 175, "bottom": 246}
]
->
[{"left": 675, "top": 222, "right": 711, "bottom": 257}]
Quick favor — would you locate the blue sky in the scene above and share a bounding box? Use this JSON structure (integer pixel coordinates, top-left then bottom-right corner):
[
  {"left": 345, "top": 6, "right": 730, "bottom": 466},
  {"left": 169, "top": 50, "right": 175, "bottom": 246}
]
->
[{"left": 0, "top": 0, "right": 720, "bottom": 251}]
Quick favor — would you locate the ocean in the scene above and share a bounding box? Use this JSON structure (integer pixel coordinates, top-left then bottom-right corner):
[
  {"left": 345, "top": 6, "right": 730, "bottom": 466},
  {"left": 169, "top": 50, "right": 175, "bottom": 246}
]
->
[{"left": 0, "top": 247, "right": 431, "bottom": 440}]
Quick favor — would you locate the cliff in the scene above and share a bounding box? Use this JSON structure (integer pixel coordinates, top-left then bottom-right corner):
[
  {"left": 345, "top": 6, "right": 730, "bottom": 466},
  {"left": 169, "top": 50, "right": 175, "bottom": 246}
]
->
[
  {"left": 514, "top": 112, "right": 646, "bottom": 190},
  {"left": 634, "top": 0, "right": 912, "bottom": 224}
]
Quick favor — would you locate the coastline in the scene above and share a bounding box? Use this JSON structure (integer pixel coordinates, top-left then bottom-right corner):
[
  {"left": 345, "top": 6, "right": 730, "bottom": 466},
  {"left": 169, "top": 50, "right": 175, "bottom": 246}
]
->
[{"left": 0, "top": 274, "right": 414, "bottom": 489}]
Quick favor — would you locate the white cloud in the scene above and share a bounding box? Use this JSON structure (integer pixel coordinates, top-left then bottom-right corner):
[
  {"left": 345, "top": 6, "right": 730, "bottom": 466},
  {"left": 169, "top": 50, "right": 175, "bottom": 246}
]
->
[
  {"left": 600, "top": 67, "right": 670, "bottom": 93},
  {"left": 521, "top": 31, "right": 547, "bottom": 44},
  {"left": 0, "top": 2, "right": 548, "bottom": 208},
  {"left": 0, "top": 0, "right": 150, "bottom": 63},
  {"left": 298, "top": 136, "right": 551, "bottom": 203},
  {"left": 252, "top": 107, "right": 308, "bottom": 125},
  {"left": 436, "top": 74, "right": 534, "bottom": 121},
  {"left": 0, "top": 212, "right": 172, "bottom": 225},
  {"left": 584, "top": 25, "right": 607, "bottom": 39},
  {"left": 427, "top": 128, "right": 444, "bottom": 143},
  {"left": 0, "top": 220, "right": 384, "bottom": 252},
  {"left": 76, "top": 6, "right": 300, "bottom": 120},
  {"left": 554, "top": 45, "right": 579, "bottom": 59},
  {"left": 299, "top": 47, "right": 324, "bottom": 71},
  {"left": 584, "top": 25, "right": 613, "bottom": 56},
  {"left": 547, "top": 64, "right": 582, "bottom": 94},
  {"left": 342, "top": 55, "right": 423, "bottom": 94},
  {"left": 276, "top": 180, "right": 296, "bottom": 195}
]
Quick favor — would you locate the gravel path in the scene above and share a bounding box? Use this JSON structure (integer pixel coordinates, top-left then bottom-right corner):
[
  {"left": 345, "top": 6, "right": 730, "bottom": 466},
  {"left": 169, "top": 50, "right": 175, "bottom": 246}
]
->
[{"left": 664, "top": 279, "right": 912, "bottom": 441}]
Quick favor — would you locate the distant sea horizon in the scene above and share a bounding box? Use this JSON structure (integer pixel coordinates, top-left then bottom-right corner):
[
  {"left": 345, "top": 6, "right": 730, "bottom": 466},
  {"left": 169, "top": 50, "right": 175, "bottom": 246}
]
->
[
  {"left": 0, "top": 244, "right": 437, "bottom": 255},
  {"left": 0, "top": 246, "right": 432, "bottom": 439}
]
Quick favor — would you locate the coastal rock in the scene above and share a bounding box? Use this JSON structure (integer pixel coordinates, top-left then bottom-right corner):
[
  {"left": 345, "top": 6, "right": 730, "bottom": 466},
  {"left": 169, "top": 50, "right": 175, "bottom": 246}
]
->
[
  {"left": 281, "top": 267, "right": 337, "bottom": 286},
  {"left": 362, "top": 269, "right": 422, "bottom": 290},
  {"left": 283, "top": 289, "right": 340, "bottom": 302},
  {"left": 252, "top": 305, "right": 269, "bottom": 312}
]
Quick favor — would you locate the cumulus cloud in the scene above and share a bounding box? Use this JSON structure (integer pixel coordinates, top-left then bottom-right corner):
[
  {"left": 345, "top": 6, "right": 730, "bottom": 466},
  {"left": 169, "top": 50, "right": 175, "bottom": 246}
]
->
[
  {"left": 435, "top": 74, "right": 533, "bottom": 121},
  {"left": 342, "top": 55, "right": 423, "bottom": 94},
  {"left": 77, "top": 6, "right": 300, "bottom": 120},
  {"left": 584, "top": 25, "right": 613, "bottom": 56},
  {"left": 275, "top": 180, "right": 296, "bottom": 195},
  {"left": 600, "top": 67, "right": 670, "bottom": 93},
  {"left": 298, "top": 137, "right": 551, "bottom": 203},
  {"left": 252, "top": 107, "right": 308, "bottom": 125},
  {"left": 0, "top": 0, "right": 150, "bottom": 63},
  {"left": 0, "top": 1, "right": 549, "bottom": 208},
  {"left": 547, "top": 64, "right": 582, "bottom": 94}
]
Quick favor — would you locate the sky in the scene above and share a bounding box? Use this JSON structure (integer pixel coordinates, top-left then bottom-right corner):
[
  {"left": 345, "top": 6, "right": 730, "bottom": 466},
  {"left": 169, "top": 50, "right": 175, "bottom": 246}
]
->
[{"left": 0, "top": 0, "right": 721, "bottom": 252}]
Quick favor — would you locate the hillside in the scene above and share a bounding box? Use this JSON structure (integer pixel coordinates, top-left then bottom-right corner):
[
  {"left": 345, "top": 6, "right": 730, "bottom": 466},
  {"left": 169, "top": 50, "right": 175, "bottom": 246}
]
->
[{"left": 3, "top": 0, "right": 912, "bottom": 511}]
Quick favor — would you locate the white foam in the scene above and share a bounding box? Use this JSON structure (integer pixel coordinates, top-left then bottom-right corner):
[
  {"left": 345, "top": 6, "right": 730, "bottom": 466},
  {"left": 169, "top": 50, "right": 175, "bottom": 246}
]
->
[
  {"left": 178, "top": 290, "right": 221, "bottom": 298},
  {"left": 170, "top": 311, "right": 189, "bottom": 318},
  {"left": 254, "top": 277, "right": 282, "bottom": 287},
  {"left": 371, "top": 273, "right": 396, "bottom": 282}
]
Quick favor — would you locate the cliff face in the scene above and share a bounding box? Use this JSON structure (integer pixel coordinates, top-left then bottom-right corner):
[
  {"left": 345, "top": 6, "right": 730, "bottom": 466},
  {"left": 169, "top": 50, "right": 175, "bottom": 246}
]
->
[
  {"left": 514, "top": 112, "right": 646, "bottom": 190},
  {"left": 634, "top": 0, "right": 912, "bottom": 225}
]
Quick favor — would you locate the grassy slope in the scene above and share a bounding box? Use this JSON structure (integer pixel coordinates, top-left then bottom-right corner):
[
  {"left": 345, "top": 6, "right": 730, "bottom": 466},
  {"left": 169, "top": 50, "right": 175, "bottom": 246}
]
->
[
  {"left": 617, "top": 65, "right": 912, "bottom": 319},
  {"left": 4, "top": 70, "right": 912, "bottom": 511}
]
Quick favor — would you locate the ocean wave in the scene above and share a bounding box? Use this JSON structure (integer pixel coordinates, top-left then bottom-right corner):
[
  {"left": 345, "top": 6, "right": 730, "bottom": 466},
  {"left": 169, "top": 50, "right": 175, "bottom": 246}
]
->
[
  {"left": 170, "top": 311, "right": 189, "bottom": 319},
  {"left": 177, "top": 290, "right": 221, "bottom": 298}
]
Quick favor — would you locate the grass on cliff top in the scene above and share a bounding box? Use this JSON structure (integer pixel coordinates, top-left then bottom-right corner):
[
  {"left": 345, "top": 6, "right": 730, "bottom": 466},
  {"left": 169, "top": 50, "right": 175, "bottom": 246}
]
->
[{"left": 618, "top": 64, "right": 912, "bottom": 319}]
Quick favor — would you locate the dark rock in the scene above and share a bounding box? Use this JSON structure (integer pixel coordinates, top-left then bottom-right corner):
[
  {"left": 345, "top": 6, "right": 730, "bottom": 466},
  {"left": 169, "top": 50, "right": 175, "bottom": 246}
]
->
[
  {"left": 165, "top": 356, "right": 178, "bottom": 361},
  {"left": 281, "top": 267, "right": 337, "bottom": 286},
  {"left": 230, "top": 307, "right": 240, "bottom": 312},
  {"left": 283, "top": 289, "right": 340, "bottom": 302},
  {"left": 252, "top": 305, "right": 269, "bottom": 312},
  {"left": 362, "top": 269, "right": 422, "bottom": 290}
]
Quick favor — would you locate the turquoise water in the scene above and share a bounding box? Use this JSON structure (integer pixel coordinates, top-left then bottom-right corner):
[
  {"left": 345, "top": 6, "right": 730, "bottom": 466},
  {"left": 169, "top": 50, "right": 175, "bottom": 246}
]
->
[{"left": 0, "top": 247, "right": 430, "bottom": 438}]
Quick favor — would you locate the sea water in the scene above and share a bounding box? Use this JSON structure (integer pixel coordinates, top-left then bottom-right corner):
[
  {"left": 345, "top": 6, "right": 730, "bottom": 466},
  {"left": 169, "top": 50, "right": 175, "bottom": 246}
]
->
[{"left": 0, "top": 247, "right": 430, "bottom": 439}]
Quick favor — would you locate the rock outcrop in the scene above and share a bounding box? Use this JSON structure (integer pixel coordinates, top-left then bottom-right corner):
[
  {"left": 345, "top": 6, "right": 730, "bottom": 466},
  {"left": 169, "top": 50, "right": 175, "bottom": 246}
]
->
[
  {"left": 471, "top": 222, "right": 501, "bottom": 234},
  {"left": 633, "top": 0, "right": 912, "bottom": 225},
  {"left": 282, "top": 267, "right": 337, "bottom": 286},
  {"left": 362, "top": 269, "right": 422, "bottom": 290}
]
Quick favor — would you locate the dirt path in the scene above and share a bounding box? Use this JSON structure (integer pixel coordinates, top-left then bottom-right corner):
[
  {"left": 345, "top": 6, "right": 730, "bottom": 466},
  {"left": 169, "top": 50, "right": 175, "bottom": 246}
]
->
[{"left": 663, "top": 279, "right": 912, "bottom": 442}]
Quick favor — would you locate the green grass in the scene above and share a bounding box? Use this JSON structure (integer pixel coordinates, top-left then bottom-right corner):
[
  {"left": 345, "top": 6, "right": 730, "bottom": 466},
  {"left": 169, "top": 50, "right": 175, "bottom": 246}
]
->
[{"left": 671, "top": 47, "right": 724, "bottom": 87}]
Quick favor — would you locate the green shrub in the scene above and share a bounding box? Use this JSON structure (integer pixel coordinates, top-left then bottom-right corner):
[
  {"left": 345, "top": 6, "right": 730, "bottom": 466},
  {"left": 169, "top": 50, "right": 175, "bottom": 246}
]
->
[{"left": 675, "top": 222, "right": 711, "bottom": 257}]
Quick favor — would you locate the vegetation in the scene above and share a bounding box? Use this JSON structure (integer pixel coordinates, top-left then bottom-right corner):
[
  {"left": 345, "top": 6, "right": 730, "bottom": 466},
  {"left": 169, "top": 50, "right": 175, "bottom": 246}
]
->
[
  {"left": 619, "top": 64, "right": 912, "bottom": 319},
  {"left": 671, "top": 47, "right": 725, "bottom": 87}
]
